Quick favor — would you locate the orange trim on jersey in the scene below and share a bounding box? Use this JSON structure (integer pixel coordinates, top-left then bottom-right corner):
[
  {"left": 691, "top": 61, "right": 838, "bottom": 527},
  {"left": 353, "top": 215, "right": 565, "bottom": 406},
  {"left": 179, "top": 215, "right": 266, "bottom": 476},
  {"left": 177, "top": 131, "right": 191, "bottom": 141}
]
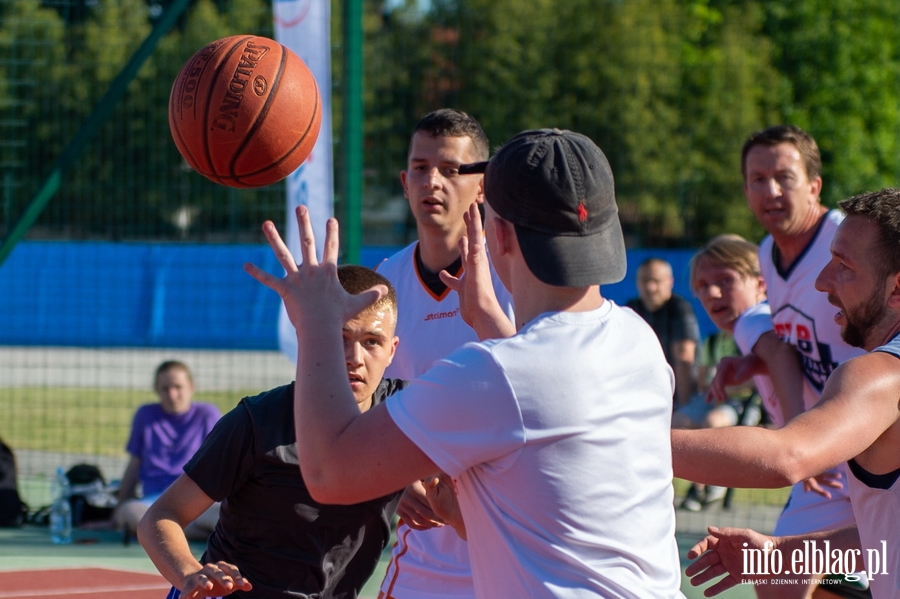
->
[
  {"left": 413, "top": 243, "right": 464, "bottom": 302},
  {"left": 381, "top": 522, "right": 413, "bottom": 598}
]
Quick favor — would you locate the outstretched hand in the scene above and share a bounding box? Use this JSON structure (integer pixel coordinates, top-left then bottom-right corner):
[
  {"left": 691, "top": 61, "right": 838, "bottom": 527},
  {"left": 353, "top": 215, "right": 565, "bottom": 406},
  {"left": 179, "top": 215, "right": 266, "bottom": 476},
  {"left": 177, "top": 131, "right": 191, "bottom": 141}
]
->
[
  {"left": 707, "top": 355, "right": 765, "bottom": 403},
  {"left": 439, "top": 203, "right": 515, "bottom": 340},
  {"left": 685, "top": 526, "right": 779, "bottom": 596},
  {"left": 244, "top": 207, "right": 387, "bottom": 332},
  {"left": 180, "top": 561, "right": 252, "bottom": 598},
  {"left": 803, "top": 470, "right": 844, "bottom": 499}
]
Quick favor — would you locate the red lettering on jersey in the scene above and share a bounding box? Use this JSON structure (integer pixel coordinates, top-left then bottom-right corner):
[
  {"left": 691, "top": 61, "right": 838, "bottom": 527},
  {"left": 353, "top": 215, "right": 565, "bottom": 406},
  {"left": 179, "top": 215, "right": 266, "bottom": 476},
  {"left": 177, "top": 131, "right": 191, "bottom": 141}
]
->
[{"left": 796, "top": 324, "right": 814, "bottom": 353}]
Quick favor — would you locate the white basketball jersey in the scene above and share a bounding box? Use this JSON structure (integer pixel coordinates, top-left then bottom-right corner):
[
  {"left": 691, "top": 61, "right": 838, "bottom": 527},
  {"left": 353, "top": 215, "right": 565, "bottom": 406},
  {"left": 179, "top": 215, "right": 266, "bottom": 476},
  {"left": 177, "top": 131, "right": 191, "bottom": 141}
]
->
[
  {"left": 376, "top": 242, "right": 513, "bottom": 381},
  {"left": 376, "top": 241, "right": 513, "bottom": 599},
  {"left": 759, "top": 210, "right": 865, "bottom": 408},
  {"left": 848, "top": 336, "right": 900, "bottom": 598},
  {"left": 761, "top": 210, "right": 861, "bottom": 536},
  {"left": 847, "top": 467, "right": 899, "bottom": 598}
]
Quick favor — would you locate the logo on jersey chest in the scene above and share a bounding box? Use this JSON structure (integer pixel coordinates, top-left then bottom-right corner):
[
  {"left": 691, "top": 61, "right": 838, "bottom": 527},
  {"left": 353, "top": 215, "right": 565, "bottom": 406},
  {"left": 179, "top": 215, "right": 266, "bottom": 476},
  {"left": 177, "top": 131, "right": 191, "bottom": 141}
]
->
[
  {"left": 423, "top": 308, "right": 460, "bottom": 322},
  {"left": 772, "top": 305, "right": 838, "bottom": 392}
]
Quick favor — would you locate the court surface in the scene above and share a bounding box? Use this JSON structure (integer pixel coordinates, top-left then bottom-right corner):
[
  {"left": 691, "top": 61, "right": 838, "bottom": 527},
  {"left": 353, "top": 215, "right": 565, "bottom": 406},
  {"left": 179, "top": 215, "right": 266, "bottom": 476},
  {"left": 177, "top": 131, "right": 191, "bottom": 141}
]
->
[
  {"left": 0, "top": 568, "right": 169, "bottom": 598},
  {"left": 0, "top": 522, "right": 764, "bottom": 598}
]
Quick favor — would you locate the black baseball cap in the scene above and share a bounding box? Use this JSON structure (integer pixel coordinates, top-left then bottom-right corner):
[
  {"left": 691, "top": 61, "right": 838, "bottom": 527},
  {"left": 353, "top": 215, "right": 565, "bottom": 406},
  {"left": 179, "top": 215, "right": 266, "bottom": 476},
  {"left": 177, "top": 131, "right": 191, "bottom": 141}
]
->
[{"left": 459, "top": 128, "right": 626, "bottom": 287}]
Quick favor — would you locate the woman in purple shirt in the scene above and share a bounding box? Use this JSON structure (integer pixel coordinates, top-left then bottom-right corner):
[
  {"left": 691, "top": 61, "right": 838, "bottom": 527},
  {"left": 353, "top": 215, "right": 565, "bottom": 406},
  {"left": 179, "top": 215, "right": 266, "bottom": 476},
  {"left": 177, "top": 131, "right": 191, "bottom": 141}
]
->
[{"left": 113, "top": 360, "right": 221, "bottom": 539}]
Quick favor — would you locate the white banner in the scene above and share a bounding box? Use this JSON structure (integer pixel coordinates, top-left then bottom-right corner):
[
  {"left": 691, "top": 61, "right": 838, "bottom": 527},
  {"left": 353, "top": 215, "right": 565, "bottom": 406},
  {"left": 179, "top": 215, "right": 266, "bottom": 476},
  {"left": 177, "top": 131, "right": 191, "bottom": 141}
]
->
[{"left": 273, "top": 0, "right": 333, "bottom": 363}]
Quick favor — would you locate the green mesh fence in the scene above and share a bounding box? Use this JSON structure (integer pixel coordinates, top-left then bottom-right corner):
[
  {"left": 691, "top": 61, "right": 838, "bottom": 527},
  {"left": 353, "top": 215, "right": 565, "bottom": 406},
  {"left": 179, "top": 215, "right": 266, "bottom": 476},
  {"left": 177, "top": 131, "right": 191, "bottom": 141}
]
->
[{"left": 3, "top": 0, "right": 900, "bottom": 536}]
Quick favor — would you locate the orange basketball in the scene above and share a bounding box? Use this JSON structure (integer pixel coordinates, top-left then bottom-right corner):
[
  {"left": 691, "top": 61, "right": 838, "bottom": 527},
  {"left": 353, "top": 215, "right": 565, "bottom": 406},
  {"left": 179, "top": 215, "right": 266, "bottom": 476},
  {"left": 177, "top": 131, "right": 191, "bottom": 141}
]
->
[{"left": 168, "top": 35, "right": 322, "bottom": 188}]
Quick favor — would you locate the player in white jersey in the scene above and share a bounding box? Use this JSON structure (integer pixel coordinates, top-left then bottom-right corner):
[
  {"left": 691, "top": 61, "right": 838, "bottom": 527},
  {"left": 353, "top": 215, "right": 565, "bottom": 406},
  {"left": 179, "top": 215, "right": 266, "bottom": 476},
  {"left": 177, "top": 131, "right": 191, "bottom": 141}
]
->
[
  {"left": 695, "top": 126, "right": 865, "bottom": 598},
  {"left": 759, "top": 210, "right": 869, "bottom": 542},
  {"left": 376, "top": 242, "right": 511, "bottom": 381},
  {"left": 246, "top": 128, "right": 685, "bottom": 598},
  {"left": 375, "top": 109, "right": 512, "bottom": 599},
  {"left": 375, "top": 243, "right": 512, "bottom": 599},
  {"left": 745, "top": 127, "right": 865, "bottom": 545},
  {"left": 673, "top": 188, "right": 900, "bottom": 598}
]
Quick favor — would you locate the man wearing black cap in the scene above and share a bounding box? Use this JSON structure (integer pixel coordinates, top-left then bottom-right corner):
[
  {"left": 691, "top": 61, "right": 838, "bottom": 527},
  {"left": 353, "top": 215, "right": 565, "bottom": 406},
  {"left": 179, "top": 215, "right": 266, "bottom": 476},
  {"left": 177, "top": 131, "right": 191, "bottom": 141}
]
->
[{"left": 246, "top": 129, "right": 685, "bottom": 598}]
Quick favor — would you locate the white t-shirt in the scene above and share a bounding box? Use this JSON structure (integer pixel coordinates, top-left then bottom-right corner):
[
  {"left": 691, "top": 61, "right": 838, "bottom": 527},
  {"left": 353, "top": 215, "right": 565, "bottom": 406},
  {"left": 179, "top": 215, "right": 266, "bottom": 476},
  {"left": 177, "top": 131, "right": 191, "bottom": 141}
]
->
[
  {"left": 388, "top": 301, "right": 684, "bottom": 599},
  {"left": 732, "top": 302, "right": 785, "bottom": 428},
  {"left": 760, "top": 209, "right": 862, "bottom": 535},
  {"left": 376, "top": 241, "right": 514, "bottom": 599}
]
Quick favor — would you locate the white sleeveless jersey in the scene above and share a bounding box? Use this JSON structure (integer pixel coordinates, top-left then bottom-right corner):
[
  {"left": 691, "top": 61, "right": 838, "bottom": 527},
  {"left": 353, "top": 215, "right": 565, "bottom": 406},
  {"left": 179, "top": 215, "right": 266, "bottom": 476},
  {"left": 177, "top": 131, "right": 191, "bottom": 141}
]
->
[
  {"left": 759, "top": 210, "right": 866, "bottom": 408},
  {"left": 760, "top": 210, "right": 862, "bottom": 536},
  {"left": 847, "top": 335, "right": 900, "bottom": 599},
  {"left": 376, "top": 241, "right": 514, "bottom": 599},
  {"left": 377, "top": 241, "right": 513, "bottom": 382},
  {"left": 847, "top": 464, "right": 899, "bottom": 598}
]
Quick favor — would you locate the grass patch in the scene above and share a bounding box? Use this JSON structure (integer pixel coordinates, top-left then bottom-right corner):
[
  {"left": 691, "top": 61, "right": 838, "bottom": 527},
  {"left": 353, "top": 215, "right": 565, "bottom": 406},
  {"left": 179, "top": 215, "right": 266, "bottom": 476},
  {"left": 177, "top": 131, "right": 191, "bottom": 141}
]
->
[
  {"left": 1, "top": 386, "right": 794, "bottom": 510},
  {"left": 673, "top": 477, "right": 791, "bottom": 507},
  {"left": 0, "top": 387, "right": 252, "bottom": 456}
]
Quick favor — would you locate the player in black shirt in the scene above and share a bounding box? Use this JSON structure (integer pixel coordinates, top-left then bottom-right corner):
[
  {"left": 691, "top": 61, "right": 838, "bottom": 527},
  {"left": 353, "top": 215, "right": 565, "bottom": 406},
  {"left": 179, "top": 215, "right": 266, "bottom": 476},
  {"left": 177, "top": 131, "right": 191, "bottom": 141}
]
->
[{"left": 139, "top": 265, "right": 405, "bottom": 599}]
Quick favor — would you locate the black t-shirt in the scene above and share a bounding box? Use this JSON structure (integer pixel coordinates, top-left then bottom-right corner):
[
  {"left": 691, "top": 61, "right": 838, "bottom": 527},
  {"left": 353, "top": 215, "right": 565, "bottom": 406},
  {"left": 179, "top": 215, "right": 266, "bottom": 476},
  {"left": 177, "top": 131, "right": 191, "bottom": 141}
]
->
[
  {"left": 184, "top": 379, "right": 407, "bottom": 599},
  {"left": 625, "top": 294, "right": 700, "bottom": 369}
]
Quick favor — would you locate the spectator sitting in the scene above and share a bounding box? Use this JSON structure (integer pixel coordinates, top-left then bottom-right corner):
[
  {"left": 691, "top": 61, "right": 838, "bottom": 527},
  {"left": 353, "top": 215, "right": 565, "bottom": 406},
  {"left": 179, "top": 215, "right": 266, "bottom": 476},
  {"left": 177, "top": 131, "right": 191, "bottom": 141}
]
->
[{"left": 113, "top": 360, "right": 221, "bottom": 540}]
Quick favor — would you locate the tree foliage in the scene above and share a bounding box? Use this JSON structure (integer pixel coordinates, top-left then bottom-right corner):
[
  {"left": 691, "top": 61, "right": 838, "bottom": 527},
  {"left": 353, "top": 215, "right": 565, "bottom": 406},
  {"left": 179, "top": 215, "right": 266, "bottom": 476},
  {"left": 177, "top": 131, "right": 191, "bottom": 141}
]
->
[
  {"left": 367, "top": 0, "right": 900, "bottom": 246},
  {"left": 2, "top": 0, "right": 900, "bottom": 246}
]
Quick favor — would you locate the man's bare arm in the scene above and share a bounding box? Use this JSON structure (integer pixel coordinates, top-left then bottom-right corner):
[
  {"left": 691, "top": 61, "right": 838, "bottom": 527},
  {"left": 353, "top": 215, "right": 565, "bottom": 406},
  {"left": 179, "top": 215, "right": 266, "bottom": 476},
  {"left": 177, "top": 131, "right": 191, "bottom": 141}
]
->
[
  {"left": 673, "top": 352, "right": 900, "bottom": 488},
  {"left": 751, "top": 331, "right": 805, "bottom": 423},
  {"left": 138, "top": 475, "right": 252, "bottom": 598},
  {"left": 685, "top": 526, "right": 861, "bottom": 596}
]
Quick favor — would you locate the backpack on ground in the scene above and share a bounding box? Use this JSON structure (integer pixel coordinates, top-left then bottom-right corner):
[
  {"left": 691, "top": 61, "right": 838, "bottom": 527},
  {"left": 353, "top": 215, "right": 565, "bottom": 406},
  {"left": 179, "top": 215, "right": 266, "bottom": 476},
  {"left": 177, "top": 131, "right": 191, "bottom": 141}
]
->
[
  {"left": 66, "top": 463, "right": 117, "bottom": 525},
  {"left": 0, "top": 439, "right": 28, "bottom": 527}
]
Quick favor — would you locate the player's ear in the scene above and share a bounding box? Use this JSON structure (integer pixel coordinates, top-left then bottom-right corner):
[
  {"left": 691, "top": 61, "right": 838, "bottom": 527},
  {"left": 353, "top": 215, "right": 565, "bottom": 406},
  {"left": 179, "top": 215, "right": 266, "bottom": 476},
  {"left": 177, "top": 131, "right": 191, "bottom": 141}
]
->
[
  {"left": 492, "top": 216, "right": 514, "bottom": 256},
  {"left": 809, "top": 175, "right": 823, "bottom": 200},
  {"left": 885, "top": 271, "right": 900, "bottom": 310},
  {"left": 400, "top": 170, "right": 409, "bottom": 199},
  {"left": 475, "top": 177, "right": 485, "bottom": 205},
  {"left": 387, "top": 336, "right": 399, "bottom": 365}
]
